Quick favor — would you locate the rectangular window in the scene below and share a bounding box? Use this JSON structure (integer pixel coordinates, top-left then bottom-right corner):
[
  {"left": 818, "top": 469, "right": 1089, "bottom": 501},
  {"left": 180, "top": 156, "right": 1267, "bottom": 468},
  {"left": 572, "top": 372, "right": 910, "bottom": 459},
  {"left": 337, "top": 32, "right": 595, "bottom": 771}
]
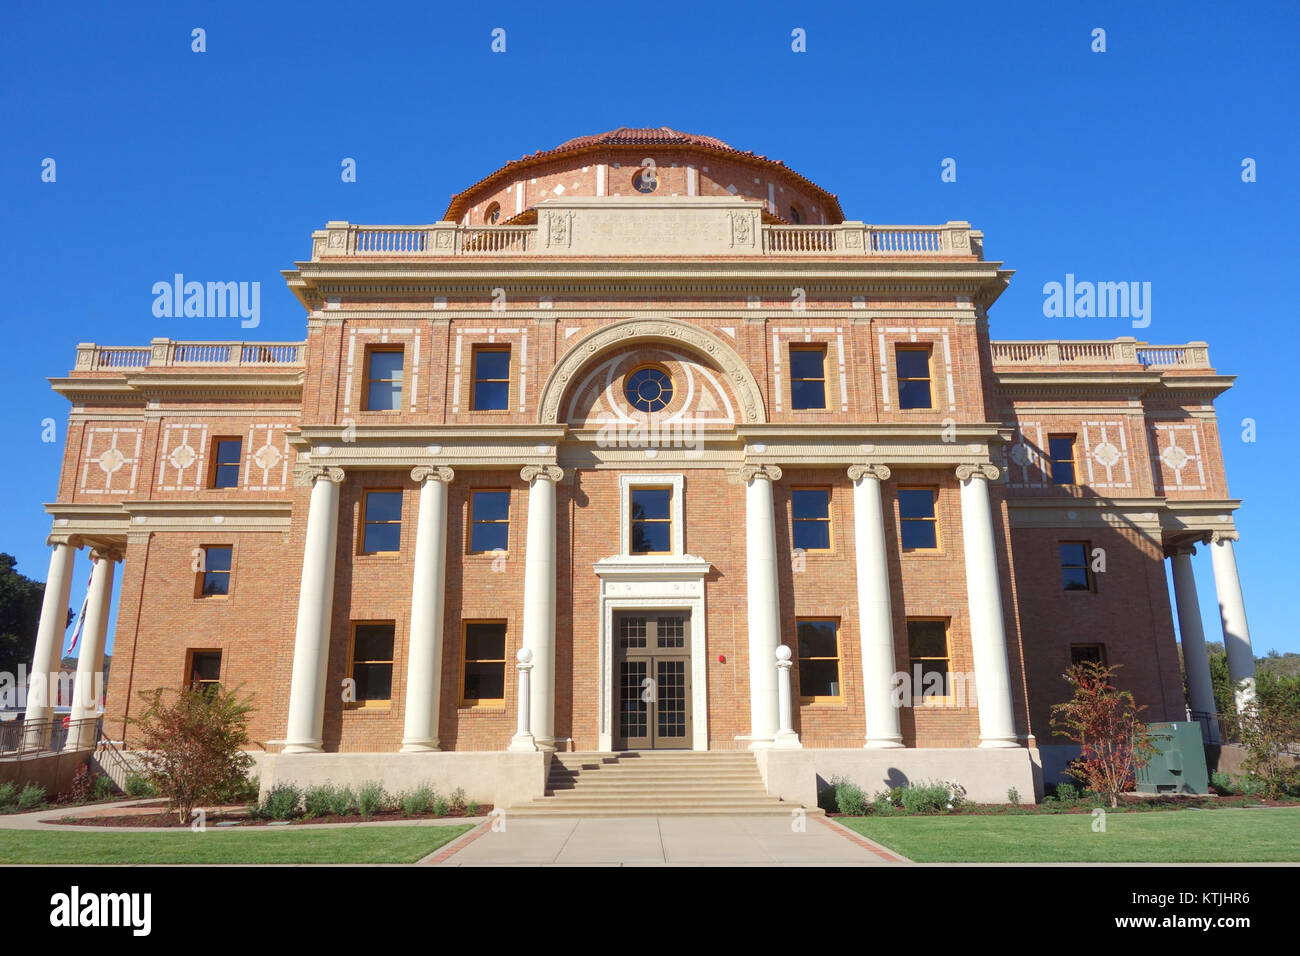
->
[
  {"left": 197, "top": 545, "right": 232, "bottom": 597},
  {"left": 898, "top": 487, "right": 939, "bottom": 551},
  {"left": 472, "top": 346, "right": 511, "bottom": 411},
  {"left": 187, "top": 650, "right": 222, "bottom": 693},
  {"left": 362, "top": 490, "right": 402, "bottom": 554},
  {"left": 907, "top": 619, "right": 951, "bottom": 702},
  {"left": 791, "top": 487, "right": 832, "bottom": 552},
  {"left": 1060, "top": 542, "right": 1092, "bottom": 591},
  {"left": 630, "top": 486, "right": 672, "bottom": 554},
  {"left": 1070, "top": 643, "right": 1107, "bottom": 667},
  {"left": 365, "top": 347, "right": 404, "bottom": 411},
  {"left": 896, "top": 346, "right": 933, "bottom": 410},
  {"left": 789, "top": 345, "right": 827, "bottom": 410},
  {"left": 796, "top": 619, "right": 842, "bottom": 703},
  {"left": 349, "top": 623, "right": 395, "bottom": 707},
  {"left": 210, "top": 438, "right": 242, "bottom": 489},
  {"left": 470, "top": 489, "right": 510, "bottom": 553},
  {"left": 1048, "top": 434, "right": 1077, "bottom": 485},
  {"left": 463, "top": 621, "right": 507, "bottom": 705}
]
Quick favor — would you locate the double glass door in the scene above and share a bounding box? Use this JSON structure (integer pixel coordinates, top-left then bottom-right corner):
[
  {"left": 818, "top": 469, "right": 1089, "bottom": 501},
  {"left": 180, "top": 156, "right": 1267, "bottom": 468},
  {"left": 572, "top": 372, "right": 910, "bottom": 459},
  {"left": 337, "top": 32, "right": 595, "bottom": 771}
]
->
[{"left": 613, "top": 611, "right": 692, "bottom": 750}]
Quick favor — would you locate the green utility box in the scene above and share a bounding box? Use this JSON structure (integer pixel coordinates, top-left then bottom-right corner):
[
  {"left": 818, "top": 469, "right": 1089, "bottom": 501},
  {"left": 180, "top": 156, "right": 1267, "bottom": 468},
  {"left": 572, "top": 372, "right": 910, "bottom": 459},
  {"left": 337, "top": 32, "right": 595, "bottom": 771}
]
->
[{"left": 1135, "top": 721, "right": 1209, "bottom": 794}]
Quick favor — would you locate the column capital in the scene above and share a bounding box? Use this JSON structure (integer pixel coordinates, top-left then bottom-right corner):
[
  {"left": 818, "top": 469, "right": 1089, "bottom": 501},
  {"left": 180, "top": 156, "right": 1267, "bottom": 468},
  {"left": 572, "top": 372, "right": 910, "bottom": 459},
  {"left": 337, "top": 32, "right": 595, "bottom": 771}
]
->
[
  {"left": 1165, "top": 542, "right": 1197, "bottom": 558},
  {"left": 89, "top": 545, "right": 124, "bottom": 563},
  {"left": 956, "top": 463, "right": 1000, "bottom": 482},
  {"left": 520, "top": 464, "right": 563, "bottom": 483},
  {"left": 848, "top": 463, "right": 891, "bottom": 482},
  {"left": 294, "top": 465, "right": 345, "bottom": 487},
  {"left": 411, "top": 465, "right": 455, "bottom": 484},
  {"left": 45, "top": 533, "right": 82, "bottom": 548},
  {"left": 1202, "top": 530, "right": 1240, "bottom": 545},
  {"left": 740, "top": 463, "right": 782, "bottom": 483}
]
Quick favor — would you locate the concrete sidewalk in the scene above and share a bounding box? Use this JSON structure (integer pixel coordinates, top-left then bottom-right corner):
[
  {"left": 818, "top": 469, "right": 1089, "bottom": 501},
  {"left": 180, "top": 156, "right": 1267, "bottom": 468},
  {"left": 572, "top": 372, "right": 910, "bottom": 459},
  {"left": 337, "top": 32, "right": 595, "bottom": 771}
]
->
[{"left": 435, "top": 814, "right": 908, "bottom": 866}]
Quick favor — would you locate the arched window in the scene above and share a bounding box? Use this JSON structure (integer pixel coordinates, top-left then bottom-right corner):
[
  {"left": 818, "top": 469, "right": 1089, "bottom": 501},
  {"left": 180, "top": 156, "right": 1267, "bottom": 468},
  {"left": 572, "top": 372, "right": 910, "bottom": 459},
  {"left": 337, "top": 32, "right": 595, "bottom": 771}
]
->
[
  {"left": 485, "top": 202, "right": 501, "bottom": 224},
  {"left": 789, "top": 204, "right": 803, "bottom": 224}
]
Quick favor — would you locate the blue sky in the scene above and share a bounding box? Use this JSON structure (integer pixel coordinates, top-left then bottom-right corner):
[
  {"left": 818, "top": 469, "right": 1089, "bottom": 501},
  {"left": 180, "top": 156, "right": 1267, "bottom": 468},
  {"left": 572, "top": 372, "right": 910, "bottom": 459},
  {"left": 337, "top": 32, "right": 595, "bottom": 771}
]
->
[{"left": 0, "top": 0, "right": 1296, "bottom": 658}]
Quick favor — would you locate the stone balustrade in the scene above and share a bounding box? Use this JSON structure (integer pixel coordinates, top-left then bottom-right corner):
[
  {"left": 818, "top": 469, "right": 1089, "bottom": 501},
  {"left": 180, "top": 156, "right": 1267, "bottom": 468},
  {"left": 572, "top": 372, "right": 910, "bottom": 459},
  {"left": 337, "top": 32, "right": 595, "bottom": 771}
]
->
[
  {"left": 990, "top": 338, "right": 1212, "bottom": 369},
  {"left": 74, "top": 338, "right": 305, "bottom": 371}
]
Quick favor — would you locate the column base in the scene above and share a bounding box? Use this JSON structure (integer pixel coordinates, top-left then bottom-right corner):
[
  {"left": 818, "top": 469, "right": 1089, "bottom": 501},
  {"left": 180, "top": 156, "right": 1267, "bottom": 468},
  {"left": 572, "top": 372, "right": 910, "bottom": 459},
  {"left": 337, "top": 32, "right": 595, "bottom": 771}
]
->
[
  {"left": 771, "top": 730, "right": 802, "bottom": 750},
  {"left": 978, "top": 737, "right": 1020, "bottom": 749},
  {"left": 864, "top": 737, "right": 905, "bottom": 749},
  {"left": 507, "top": 733, "right": 538, "bottom": 753},
  {"left": 281, "top": 741, "right": 324, "bottom": 754},
  {"left": 399, "top": 739, "right": 441, "bottom": 753},
  {"left": 740, "top": 735, "right": 776, "bottom": 751}
]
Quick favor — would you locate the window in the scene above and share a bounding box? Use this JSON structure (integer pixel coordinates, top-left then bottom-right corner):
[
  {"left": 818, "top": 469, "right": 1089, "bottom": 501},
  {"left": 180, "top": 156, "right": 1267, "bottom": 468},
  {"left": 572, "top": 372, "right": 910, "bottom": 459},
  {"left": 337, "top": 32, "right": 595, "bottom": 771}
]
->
[
  {"left": 1060, "top": 542, "right": 1092, "bottom": 591},
  {"left": 471, "top": 346, "right": 510, "bottom": 411},
  {"left": 1070, "top": 643, "right": 1107, "bottom": 666},
  {"left": 361, "top": 490, "right": 402, "bottom": 553},
  {"left": 349, "top": 623, "right": 394, "bottom": 707},
  {"left": 210, "top": 438, "right": 242, "bottom": 489},
  {"left": 898, "top": 488, "right": 939, "bottom": 551},
  {"left": 791, "top": 488, "right": 832, "bottom": 552},
  {"left": 630, "top": 486, "right": 672, "bottom": 554},
  {"left": 1048, "top": 435, "right": 1077, "bottom": 485},
  {"left": 365, "top": 348, "right": 404, "bottom": 411},
  {"left": 470, "top": 490, "right": 510, "bottom": 553},
  {"left": 789, "top": 346, "right": 827, "bottom": 410},
  {"left": 624, "top": 365, "right": 674, "bottom": 413},
  {"left": 796, "top": 619, "right": 842, "bottom": 703},
  {"left": 788, "top": 204, "right": 803, "bottom": 224},
  {"left": 462, "top": 621, "right": 507, "bottom": 705},
  {"left": 907, "top": 619, "right": 951, "bottom": 702},
  {"left": 633, "top": 167, "right": 658, "bottom": 193},
  {"left": 896, "top": 346, "right": 933, "bottom": 410},
  {"left": 187, "top": 650, "right": 222, "bottom": 694},
  {"left": 485, "top": 202, "right": 501, "bottom": 224},
  {"left": 197, "top": 545, "right": 232, "bottom": 597}
]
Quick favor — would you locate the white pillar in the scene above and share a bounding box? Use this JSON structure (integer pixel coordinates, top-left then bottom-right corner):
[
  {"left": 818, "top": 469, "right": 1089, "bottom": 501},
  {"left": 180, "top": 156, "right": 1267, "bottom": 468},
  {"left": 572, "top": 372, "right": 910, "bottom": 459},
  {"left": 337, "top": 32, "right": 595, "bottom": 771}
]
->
[
  {"left": 1169, "top": 545, "right": 1219, "bottom": 742},
  {"left": 743, "top": 464, "right": 783, "bottom": 748},
  {"left": 508, "top": 648, "right": 537, "bottom": 752},
  {"left": 956, "top": 464, "right": 1018, "bottom": 748},
  {"left": 849, "top": 464, "right": 904, "bottom": 748},
  {"left": 283, "top": 466, "right": 345, "bottom": 754},
  {"left": 65, "top": 547, "right": 120, "bottom": 752},
  {"left": 772, "top": 645, "right": 801, "bottom": 748},
  {"left": 1207, "top": 532, "right": 1256, "bottom": 710},
  {"left": 25, "top": 537, "right": 77, "bottom": 748},
  {"left": 401, "top": 466, "right": 454, "bottom": 753},
  {"left": 520, "top": 465, "right": 561, "bottom": 749}
]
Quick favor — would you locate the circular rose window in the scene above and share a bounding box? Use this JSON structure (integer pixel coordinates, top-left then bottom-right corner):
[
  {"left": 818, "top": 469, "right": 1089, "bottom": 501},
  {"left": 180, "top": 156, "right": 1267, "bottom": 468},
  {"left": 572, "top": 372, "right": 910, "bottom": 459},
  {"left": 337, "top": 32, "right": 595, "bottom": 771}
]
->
[
  {"left": 625, "top": 366, "right": 674, "bottom": 412},
  {"left": 633, "top": 169, "right": 658, "bottom": 193}
]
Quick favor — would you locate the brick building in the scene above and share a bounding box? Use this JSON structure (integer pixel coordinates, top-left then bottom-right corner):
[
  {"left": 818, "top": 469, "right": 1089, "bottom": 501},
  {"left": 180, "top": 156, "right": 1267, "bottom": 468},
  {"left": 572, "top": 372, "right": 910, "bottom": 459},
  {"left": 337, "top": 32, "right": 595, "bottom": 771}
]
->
[{"left": 24, "top": 128, "right": 1256, "bottom": 805}]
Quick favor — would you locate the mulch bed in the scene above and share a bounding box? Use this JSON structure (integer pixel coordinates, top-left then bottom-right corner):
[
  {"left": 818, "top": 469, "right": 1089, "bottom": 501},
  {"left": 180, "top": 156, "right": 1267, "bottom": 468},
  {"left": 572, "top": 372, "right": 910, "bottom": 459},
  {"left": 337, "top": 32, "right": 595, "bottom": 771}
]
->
[
  {"left": 823, "top": 793, "right": 1300, "bottom": 816},
  {"left": 51, "top": 806, "right": 493, "bottom": 828}
]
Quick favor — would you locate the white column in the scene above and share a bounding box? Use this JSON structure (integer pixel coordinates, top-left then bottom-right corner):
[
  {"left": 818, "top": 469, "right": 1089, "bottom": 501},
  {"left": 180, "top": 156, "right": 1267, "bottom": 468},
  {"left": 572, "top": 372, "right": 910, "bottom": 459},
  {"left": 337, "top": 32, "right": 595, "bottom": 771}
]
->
[
  {"left": 283, "top": 466, "right": 345, "bottom": 754},
  {"left": 743, "top": 464, "right": 783, "bottom": 748},
  {"left": 520, "top": 465, "right": 561, "bottom": 749},
  {"left": 956, "top": 464, "right": 1018, "bottom": 748},
  {"left": 1169, "top": 544, "right": 1219, "bottom": 742},
  {"left": 65, "top": 546, "right": 120, "bottom": 751},
  {"left": 509, "top": 648, "right": 537, "bottom": 752},
  {"left": 1207, "top": 532, "right": 1256, "bottom": 710},
  {"left": 401, "top": 466, "right": 454, "bottom": 753},
  {"left": 849, "top": 464, "right": 904, "bottom": 748},
  {"left": 772, "top": 645, "right": 801, "bottom": 748},
  {"left": 25, "top": 536, "right": 77, "bottom": 748}
]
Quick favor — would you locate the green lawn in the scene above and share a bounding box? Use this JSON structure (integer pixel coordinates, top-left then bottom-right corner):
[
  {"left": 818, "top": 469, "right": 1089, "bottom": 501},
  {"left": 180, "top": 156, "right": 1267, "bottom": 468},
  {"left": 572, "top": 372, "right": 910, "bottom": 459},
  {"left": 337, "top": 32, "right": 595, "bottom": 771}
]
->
[
  {"left": 0, "top": 823, "right": 474, "bottom": 864},
  {"left": 841, "top": 807, "right": 1300, "bottom": 862}
]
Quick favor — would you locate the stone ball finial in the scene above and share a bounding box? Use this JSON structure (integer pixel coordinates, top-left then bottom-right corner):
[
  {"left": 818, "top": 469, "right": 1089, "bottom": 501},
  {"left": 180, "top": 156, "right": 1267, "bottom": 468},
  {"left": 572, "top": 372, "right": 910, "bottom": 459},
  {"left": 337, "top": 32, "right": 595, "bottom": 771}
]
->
[
  {"left": 775, "top": 644, "right": 792, "bottom": 662},
  {"left": 517, "top": 647, "right": 534, "bottom": 664}
]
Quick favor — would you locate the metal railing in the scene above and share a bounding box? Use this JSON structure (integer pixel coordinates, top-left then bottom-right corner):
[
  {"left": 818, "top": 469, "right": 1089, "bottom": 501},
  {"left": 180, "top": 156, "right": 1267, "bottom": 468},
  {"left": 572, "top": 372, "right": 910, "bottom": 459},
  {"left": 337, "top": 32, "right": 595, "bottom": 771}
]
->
[{"left": 0, "top": 717, "right": 101, "bottom": 758}]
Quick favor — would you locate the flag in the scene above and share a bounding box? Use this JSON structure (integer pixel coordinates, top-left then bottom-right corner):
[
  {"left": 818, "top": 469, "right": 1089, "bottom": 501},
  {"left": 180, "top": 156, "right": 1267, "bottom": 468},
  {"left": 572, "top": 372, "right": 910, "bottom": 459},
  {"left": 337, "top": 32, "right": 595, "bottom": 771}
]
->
[{"left": 65, "top": 568, "right": 93, "bottom": 654}]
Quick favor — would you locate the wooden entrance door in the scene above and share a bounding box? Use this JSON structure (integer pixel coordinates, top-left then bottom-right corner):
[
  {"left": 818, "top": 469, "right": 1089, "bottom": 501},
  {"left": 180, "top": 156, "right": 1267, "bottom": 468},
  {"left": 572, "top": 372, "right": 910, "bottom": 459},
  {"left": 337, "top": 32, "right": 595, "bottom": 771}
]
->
[{"left": 612, "top": 612, "right": 692, "bottom": 750}]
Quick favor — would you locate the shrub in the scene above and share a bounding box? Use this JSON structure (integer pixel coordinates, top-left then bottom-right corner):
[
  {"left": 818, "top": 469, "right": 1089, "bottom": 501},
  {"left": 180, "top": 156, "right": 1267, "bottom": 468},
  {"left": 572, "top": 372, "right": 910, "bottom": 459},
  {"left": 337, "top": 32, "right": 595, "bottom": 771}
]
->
[
  {"left": 215, "top": 774, "right": 259, "bottom": 805},
  {"left": 432, "top": 796, "right": 451, "bottom": 817},
  {"left": 466, "top": 801, "right": 480, "bottom": 816},
  {"left": 328, "top": 786, "right": 358, "bottom": 817},
  {"left": 1051, "top": 660, "right": 1158, "bottom": 808},
  {"left": 1055, "top": 782, "right": 1079, "bottom": 804},
  {"left": 129, "top": 684, "right": 257, "bottom": 823},
  {"left": 261, "top": 784, "right": 302, "bottom": 821},
  {"left": 400, "top": 786, "right": 436, "bottom": 817},
  {"left": 898, "top": 781, "right": 952, "bottom": 814},
  {"left": 1007, "top": 787, "right": 1021, "bottom": 806},
  {"left": 827, "top": 776, "right": 869, "bottom": 816},
  {"left": 303, "top": 784, "right": 340, "bottom": 818},
  {"left": 123, "top": 773, "right": 157, "bottom": 797},
  {"left": 1231, "top": 670, "right": 1300, "bottom": 799},
  {"left": 92, "top": 774, "right": 117, "bottom": 800},
  {"left": 450, "top": 787, "right": 467, "bottom": 812},
  {"left": 1210, "top": 771, "right": 1234, "bottom": 795},
  {"left": 68, "top": 764, "right": 94, "bottom": 804},
  {"left": 870, "top": 794, "right": 895, "bottom": 815},
  {"left": 17, "top": 783, "right": 46, "bottom": 811},
  {"left": 356, "top": 781, "right": 389, "bottom": 820},
  {"left": 0, "top": 782, "right": 18, "bottom": 808}
]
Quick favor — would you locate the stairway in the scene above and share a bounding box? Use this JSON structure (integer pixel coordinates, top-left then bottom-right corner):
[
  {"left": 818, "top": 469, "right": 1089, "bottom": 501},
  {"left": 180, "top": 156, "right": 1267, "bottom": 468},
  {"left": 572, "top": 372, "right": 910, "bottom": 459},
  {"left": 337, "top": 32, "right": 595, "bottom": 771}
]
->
[{"left": 508, "top": 751, "right": 807, "bottom": 817}]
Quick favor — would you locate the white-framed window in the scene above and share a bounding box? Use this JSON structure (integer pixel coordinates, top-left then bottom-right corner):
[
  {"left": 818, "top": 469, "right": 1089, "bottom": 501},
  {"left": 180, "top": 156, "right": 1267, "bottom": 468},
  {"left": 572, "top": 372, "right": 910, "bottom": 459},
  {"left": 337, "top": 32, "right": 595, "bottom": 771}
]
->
[{"left": 618, "top": 473, "right": 685, "bottom": 557}]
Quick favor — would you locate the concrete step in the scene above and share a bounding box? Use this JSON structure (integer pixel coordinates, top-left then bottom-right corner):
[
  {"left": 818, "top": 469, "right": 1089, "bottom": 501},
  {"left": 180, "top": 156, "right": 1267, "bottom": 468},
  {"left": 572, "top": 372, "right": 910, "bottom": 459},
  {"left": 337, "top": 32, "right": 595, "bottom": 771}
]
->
[
  {"left": 546, "top": 780, "right": 765, "bottom": 792},
  {"left": 526, "top": 795, "right": 786, "bottom": 808},
  {"left": 506, "top": 805, "right": 805, "bottom": 818}
]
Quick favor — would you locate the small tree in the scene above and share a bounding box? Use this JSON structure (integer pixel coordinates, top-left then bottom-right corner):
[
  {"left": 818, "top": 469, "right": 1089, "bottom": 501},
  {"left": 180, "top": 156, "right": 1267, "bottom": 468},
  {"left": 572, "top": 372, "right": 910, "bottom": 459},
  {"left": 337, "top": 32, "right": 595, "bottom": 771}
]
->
[
  {"left": 1051, "top": 661, "right": 1157, "bottom": 808},
  {"left": 130, "top": 684, "right": 256, "bottom": 823},
  {"left": 1232, "top": 670, "right": 1300, "bottom": 799}
]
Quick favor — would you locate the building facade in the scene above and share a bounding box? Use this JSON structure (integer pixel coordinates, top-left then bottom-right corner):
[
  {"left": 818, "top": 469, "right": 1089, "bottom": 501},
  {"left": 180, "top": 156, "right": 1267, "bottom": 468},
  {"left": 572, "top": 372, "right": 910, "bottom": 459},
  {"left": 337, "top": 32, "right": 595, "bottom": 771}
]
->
[{"left": 25, "top": 128, "right": 1256, "bottom": 802}]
